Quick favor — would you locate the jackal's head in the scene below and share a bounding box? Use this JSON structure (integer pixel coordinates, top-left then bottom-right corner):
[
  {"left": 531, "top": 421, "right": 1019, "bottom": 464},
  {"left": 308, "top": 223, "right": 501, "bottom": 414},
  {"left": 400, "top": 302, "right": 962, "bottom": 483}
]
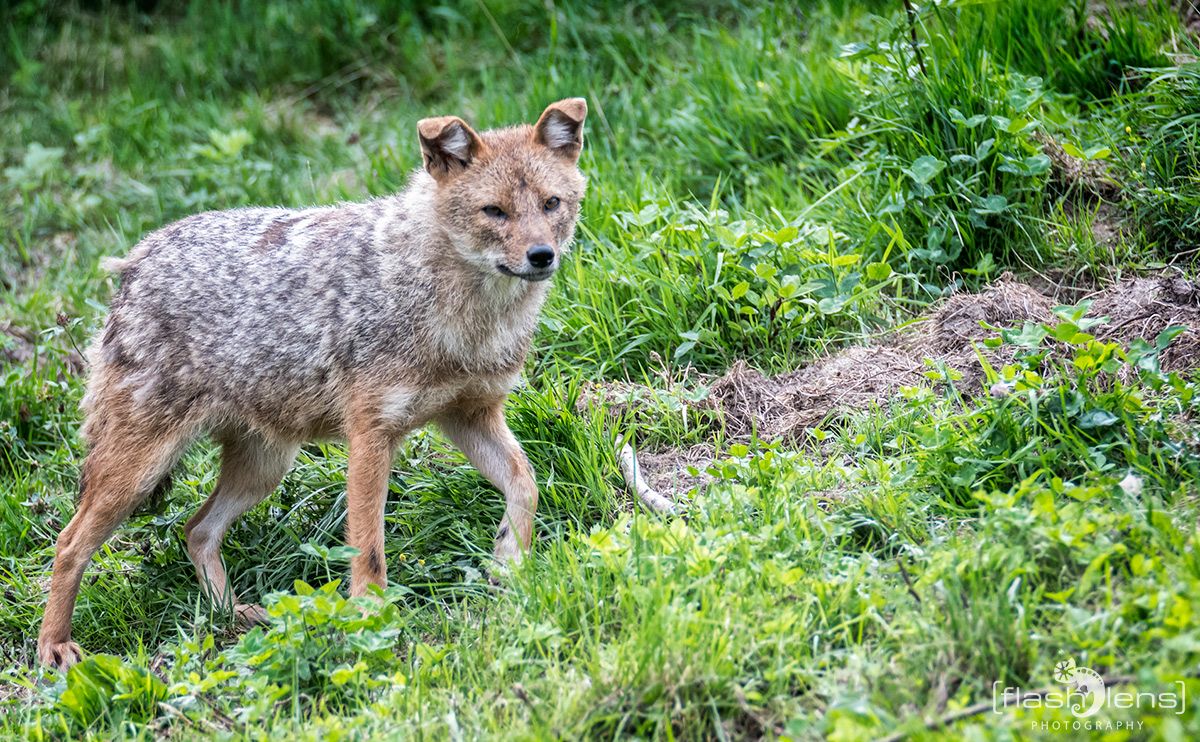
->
[{"left": 417, "top": 98, "right": 587, "bottom": 282}]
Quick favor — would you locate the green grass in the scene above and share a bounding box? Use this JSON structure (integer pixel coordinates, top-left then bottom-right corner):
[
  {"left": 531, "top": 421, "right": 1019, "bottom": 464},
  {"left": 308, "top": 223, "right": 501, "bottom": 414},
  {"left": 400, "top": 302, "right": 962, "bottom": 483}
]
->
[{"left": 3, "top": 0, "right": 1200, "bottom": 739}]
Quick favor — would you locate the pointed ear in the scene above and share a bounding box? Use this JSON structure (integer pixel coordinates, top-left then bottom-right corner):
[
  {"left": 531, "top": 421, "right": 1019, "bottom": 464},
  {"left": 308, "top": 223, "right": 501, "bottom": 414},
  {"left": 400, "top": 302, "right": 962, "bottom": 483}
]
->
[
  {"left": 417, "top": 116, "right": 483, "bottom": 180},
  {"left": 533, "top": 98, "right": 587, "bottom": 161}
]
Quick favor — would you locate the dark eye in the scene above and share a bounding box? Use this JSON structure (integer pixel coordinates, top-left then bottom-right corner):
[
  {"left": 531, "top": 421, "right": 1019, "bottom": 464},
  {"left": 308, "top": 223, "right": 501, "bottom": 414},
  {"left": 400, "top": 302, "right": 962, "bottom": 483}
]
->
[
  {"left": 544, "top": 196, "right": 561, "bottom": 212},
  {"left": 482, "top": 205, "right": 506, "bottom": 219}
]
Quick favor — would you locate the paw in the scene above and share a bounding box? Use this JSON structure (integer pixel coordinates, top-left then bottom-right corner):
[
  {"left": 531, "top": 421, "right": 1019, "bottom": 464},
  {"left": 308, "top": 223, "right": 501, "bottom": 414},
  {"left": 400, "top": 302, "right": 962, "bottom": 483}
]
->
[
  {"left": 38, "top": 639, "right": 82, "bottom": 670},
  {"left": 493, "top": 532, "right": 524, "bottom": 565},
  {"left": 488, "top": 547, "right": 522, "bottom": 586},
  {"left": 234, "top": 603, "right": 269, "bottom": 627}
]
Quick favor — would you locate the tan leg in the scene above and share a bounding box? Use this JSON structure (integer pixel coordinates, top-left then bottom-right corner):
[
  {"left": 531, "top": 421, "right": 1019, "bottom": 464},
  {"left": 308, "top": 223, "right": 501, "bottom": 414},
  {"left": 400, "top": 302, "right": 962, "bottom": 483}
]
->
[
  {"left": 38, "top": 424, "right": 189, "bottom": 669},
  {"left": 345, "top": 429, "right": 396, "bottom": 597},
  {"left": 184, "top": 430, "right": 297, "bottom": 625},
  {"left": 437, "top": 402, "right": 538, "bottom": 563}
]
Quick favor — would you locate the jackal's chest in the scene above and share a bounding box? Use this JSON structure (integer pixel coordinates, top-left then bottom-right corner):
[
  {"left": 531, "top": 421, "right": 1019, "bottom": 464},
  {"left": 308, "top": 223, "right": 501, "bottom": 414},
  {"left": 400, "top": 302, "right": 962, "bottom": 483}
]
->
[
  {"left": 375, "top": 373, "right": 519, "bottom": 429},
  {"left": 431, "top": 313, "right": 537, "bottom": 371}
]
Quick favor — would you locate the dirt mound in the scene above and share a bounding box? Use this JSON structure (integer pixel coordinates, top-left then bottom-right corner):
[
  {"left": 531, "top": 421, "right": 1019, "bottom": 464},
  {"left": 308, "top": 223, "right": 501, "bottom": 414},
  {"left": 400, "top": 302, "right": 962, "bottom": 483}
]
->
[
  {"left": 927, "top": 276, "right": 1056, "bottom": 351},
  {"left": 712, "top": 273, "right": 1200, "bottom": 440},
  {"left": 1088, "top": 274, "right": 1200, "bottom": 370},
  {"left": 587, "top": 272, "right": 1200, "bottom": 498},
  {"left": 707, "top": 347, "right": 927, "bottom": 440},
  {"left": 587, "top": 273, "right": 1200, "bottom": 476},
  {"left": 894, "top": 274, "right": 1058, "bottom": 392},
  {"left": 702, "top": 276, "right": 1071, "bottom": 439},
  {"left": 1033, "top": 132, "right": 1128, "bottom": 249}
]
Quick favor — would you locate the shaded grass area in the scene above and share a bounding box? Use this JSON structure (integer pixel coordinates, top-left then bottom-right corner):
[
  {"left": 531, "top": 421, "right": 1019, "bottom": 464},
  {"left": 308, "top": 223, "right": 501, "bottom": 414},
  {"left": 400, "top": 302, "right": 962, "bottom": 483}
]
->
[{"left": 2, "top": 0, "right": 1200, "bottom": 739}]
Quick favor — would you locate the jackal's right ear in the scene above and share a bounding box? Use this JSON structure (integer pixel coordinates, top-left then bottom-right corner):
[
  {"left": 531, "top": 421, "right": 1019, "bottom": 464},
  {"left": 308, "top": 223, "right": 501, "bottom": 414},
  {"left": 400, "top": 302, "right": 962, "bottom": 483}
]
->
[{"left": 417, "top": 116, "right": 483, "bottom": 181}]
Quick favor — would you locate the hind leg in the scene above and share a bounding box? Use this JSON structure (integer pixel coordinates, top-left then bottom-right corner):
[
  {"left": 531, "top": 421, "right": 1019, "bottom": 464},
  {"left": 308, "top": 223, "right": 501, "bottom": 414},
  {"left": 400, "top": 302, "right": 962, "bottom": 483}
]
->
[
  {"left": 38, "top": 424, "right": 190, "bottom": 669},
  {"left": 184, "top": 430, "right": 297, "bottom": 625}
]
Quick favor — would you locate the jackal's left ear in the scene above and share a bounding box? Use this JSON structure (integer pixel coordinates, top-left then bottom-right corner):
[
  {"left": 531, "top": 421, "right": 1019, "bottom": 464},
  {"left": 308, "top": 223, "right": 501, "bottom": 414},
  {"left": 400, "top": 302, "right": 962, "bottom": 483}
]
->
[
  {"left": 417, "top": 116, "right": 483, "bottom": 181},
  {"left": 533, "top": 98, "right": 587, "bottom": 161}
]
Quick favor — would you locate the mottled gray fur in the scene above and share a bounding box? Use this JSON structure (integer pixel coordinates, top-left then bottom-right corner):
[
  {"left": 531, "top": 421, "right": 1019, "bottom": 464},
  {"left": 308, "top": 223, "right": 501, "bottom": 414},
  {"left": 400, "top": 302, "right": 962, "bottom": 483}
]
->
[{"left": 97, "top": 191, "right": 522, "bottom": 439}]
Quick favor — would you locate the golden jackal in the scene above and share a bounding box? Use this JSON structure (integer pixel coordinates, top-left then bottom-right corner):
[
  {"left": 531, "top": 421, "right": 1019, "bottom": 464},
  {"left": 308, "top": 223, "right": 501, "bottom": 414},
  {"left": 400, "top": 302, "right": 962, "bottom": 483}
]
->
[{"left": 38, "top": 99, "right": 588, "bottom": 669}]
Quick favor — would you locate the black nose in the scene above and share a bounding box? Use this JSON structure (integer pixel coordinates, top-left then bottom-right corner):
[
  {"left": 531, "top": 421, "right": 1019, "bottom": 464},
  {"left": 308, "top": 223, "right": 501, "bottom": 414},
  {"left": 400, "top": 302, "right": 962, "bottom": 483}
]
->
[{"left": 526, "top": 244, "right": 555, "bottom": 269}]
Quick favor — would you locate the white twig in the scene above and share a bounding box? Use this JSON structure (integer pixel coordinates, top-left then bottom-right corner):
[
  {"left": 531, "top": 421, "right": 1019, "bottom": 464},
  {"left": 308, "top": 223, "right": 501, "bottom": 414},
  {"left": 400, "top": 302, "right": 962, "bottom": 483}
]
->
[{"left": 618, "top": 443, "right": 676, "bottom": 513}]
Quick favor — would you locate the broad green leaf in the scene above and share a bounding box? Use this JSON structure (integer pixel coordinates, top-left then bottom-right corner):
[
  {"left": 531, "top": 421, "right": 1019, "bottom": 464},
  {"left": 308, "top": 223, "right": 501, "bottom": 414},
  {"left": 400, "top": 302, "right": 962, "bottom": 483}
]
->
[
  {"left": 976, "top": 195, "right": 1008, "bottom": 214},
  {"left": 773, "top": 225, "right": 799, "bottom": 244},
  {"left": 865, "top": 261, "right": 892, "bottom": 281},
  {"left": 330, "top": 663, "right": 364, "bottom": 686},
  {"left": 1061, "top": 141, "right": 1085, "bottom": 159},
  {"left": 1078, "top": 409, "right": 1120, "bottom": 429},
  {"left": 1022, "top": 154, "right": 1051, "bottom": 175},
  {"left": 817, "top": 296, "right": 848, "bottom": 314},
  {"left": 1052, "top": 322, "right": 1081, "bottom": 341},
  {"left": 754, "top": 262, "right": 777, "bottom": 280},
  {"left": 1005, "top": 116, "right": 1035, "bottom": 134},
  {"left": 906, "top": 155, "right": 946, "bottom": 185},
  {"left": 1155, "top": 324, "right": 1186, "bottom": 351},
  {"left": 1004, "top": 322, "right": 1049, "bottom": 348}
]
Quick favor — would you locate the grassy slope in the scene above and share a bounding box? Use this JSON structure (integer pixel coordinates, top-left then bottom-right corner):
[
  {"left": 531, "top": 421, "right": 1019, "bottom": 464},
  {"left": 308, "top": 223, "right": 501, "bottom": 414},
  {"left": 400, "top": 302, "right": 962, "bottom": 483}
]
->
[{"left": 1, "top": 0, "right": 1199, "bottom": 738}]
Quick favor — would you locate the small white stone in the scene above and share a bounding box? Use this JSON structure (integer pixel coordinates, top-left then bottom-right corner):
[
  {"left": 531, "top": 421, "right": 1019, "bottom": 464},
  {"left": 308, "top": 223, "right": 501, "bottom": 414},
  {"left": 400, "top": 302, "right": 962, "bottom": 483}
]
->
[
  {"left": 1118, "top": 473, "right": 1143, "bottom": 497},
  {"left": 989, "top": 381, "right": 1014, "bottom": 398}
]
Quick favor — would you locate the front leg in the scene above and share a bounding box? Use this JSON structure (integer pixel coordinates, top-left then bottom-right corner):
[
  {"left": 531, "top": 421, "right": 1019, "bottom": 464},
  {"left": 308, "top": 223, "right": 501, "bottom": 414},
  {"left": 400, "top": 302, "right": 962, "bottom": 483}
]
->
[
  {"left": 345, "top": 428, "right": 397, "bottom": 596},
  {"left": 437, "top": 401, "right": 538, "bottom": 563}
]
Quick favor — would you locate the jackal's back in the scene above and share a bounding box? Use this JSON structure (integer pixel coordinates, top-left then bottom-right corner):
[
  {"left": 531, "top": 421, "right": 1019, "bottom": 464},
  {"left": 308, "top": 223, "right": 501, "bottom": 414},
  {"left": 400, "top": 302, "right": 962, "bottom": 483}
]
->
[{"left": 89, "top": 201, "right": 424, "bottom": 435}]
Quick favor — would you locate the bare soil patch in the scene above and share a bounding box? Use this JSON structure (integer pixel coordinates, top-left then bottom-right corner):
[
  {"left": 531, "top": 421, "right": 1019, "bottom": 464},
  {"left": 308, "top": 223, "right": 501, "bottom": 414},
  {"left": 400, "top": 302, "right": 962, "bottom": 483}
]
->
[{"left": 633, "top": 444, "right": 715, "bottom": 499}]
